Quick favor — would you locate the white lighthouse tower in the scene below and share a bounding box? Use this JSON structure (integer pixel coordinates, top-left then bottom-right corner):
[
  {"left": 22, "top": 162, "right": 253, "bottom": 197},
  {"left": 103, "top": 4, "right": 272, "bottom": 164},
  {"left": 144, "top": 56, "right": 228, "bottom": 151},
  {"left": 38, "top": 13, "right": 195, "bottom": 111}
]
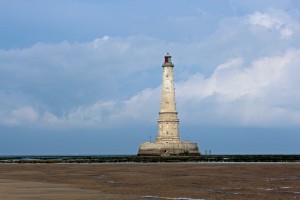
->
[
  {"left": 138, "top": 53, "right": 200, "bottom": 156},
  {"left": 156, "top": 53, "right": 180, "bottom": 144}
]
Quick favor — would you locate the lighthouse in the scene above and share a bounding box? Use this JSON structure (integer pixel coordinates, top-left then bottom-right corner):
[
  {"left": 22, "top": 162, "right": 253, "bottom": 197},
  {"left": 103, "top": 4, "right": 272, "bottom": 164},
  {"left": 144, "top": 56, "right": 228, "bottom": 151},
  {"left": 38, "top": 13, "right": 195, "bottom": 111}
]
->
[
  {"left": 138, "top": 53, "right": 200, "bottom": 156},
  {"left": 156, "top": 53, "right": 180, "bottom": 143}
]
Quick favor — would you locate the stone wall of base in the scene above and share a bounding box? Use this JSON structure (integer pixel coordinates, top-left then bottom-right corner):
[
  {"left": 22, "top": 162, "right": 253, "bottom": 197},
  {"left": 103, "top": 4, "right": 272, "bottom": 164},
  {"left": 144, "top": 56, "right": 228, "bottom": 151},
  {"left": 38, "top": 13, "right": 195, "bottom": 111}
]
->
[{"left": 138, "top": 142, "right": 200, "bottom": 156}]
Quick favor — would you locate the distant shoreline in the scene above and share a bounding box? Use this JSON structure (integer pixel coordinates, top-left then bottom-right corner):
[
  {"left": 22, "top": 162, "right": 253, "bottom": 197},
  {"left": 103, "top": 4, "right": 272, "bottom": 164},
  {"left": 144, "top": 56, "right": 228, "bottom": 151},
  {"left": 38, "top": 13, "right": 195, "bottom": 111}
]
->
[{"left": 1, "top": 154, "right": 299, "bottom": 163}]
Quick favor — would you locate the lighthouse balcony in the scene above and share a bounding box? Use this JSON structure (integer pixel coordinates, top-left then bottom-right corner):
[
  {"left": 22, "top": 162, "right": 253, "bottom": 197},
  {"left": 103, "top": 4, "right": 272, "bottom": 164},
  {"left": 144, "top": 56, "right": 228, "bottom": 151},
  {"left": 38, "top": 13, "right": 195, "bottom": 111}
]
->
[{"left": 156, "top": 136, "right": 181, "bottom": 144}]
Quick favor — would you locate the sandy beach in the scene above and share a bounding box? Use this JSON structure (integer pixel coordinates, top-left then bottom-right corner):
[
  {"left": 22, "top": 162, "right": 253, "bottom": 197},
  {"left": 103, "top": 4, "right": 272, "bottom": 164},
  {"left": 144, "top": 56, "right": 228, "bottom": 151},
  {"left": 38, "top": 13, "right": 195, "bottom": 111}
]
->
[{"left": 0, "top": 163, "right": 299, "bottom": 200}]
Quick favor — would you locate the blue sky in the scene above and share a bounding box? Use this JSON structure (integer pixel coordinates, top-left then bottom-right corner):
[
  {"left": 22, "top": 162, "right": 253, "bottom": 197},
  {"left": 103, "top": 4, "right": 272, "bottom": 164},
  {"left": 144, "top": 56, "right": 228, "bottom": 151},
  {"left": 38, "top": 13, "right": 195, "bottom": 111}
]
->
[{"left": 1, "top": 0, "right": 300, "bottom": 155}]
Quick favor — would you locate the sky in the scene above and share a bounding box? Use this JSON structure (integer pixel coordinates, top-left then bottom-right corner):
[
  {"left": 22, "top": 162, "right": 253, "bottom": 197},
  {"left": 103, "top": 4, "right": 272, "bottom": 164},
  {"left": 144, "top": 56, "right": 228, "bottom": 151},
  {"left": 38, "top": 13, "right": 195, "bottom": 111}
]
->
[{"left": 1, "top": 0, "right": 300, "bottom": 155}]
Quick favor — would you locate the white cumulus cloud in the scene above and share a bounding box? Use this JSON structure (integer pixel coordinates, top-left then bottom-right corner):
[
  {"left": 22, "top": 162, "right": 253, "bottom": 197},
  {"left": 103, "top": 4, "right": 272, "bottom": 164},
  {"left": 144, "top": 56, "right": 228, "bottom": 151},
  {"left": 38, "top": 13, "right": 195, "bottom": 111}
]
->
[
  {"left": 1, "top": 8, "right": 300, "bottom": 130},
  {"left": 247, "top": 10, "right": 298, "bottom": 39},
  {"left": 0, "top": 106, "right": 39, "bottom": 126},
  {"left": 176, "top": 50, "right": 300, "bottom": 126}
]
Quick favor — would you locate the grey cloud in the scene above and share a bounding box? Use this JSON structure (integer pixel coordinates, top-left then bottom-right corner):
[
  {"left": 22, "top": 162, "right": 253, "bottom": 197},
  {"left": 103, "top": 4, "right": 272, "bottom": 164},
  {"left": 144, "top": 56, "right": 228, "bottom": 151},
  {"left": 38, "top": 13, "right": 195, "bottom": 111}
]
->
[{"left": 1, "top": 8, "right": 300, "bottom": 129}]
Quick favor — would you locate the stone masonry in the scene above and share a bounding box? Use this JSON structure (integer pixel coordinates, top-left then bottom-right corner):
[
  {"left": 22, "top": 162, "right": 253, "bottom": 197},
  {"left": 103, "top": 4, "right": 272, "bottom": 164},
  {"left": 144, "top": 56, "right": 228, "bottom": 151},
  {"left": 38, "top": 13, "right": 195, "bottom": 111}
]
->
[{"left": 138, "top": 53, "right": 200, "bottom": 156}]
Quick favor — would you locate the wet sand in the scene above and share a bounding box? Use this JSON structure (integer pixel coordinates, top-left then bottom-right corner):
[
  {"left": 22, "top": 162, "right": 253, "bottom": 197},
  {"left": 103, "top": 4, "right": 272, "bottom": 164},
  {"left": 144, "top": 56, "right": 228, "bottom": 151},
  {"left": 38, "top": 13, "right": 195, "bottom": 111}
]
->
[{"left": 0, "top": 163, "right": 299, "bottom": 200}]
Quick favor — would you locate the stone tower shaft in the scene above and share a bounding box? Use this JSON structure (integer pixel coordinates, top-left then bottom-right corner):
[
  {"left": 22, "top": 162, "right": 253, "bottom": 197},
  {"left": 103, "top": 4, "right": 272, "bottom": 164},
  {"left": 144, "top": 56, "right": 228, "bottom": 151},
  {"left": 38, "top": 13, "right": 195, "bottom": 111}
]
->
[{"left": 156, "top": 53, "right": 180, "bottom": 143}]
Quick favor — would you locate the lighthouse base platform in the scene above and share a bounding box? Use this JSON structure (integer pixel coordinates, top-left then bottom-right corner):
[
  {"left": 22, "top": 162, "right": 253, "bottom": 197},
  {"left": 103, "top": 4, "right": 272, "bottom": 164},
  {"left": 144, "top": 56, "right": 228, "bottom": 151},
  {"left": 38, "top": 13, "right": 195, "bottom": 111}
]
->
[{"left": 137, "top": 142, "right": 200, "bottom": 156}]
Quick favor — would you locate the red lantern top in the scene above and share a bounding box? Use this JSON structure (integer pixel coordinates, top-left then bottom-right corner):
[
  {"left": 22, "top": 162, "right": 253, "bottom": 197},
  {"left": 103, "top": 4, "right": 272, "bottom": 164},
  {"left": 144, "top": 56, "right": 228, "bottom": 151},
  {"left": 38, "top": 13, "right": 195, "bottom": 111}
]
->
[{"left": 164, "top": 53, "right": 171, "bottom": 63}]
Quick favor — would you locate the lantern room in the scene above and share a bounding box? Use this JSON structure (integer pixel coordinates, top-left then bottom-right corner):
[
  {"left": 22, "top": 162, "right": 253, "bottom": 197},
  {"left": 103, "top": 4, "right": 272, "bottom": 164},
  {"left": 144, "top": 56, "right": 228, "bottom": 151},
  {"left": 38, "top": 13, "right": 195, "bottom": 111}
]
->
[{"left": 164, "top": 53, "right": 172, "bottom": 63}]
